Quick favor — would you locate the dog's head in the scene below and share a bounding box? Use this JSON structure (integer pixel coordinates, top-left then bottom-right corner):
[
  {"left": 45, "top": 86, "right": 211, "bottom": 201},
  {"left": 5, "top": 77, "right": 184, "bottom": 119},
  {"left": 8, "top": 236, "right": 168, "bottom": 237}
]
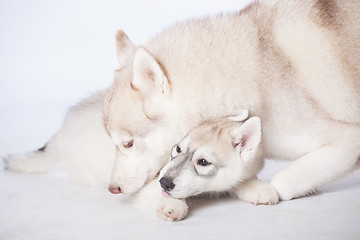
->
[
  {"left": 103, "top": 31, "right": 180, "bottom": 194},
  {"left": 159, "top": 113, "right": 263, "bottom": 199}
]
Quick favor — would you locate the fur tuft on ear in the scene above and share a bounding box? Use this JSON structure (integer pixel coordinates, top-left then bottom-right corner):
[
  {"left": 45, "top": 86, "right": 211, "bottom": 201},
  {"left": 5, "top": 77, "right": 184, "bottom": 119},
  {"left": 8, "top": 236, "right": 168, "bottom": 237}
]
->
[
  {"left": 227, "top": 110, "right": 249, "bottom": 122},
  {"left": 231, "top": 117, "right": 261, "bottom": 151},
  {"left": 115, "top": 30, "right": 135, "bottom": 68},
  {"left": 132, "top": 47, "right": 170, "bottom": 96}
]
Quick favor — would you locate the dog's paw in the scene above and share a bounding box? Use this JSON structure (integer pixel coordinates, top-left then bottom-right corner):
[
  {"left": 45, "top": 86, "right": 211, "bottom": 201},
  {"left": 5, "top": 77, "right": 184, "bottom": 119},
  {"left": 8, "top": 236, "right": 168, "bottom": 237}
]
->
[
  {"left": 157, "top": 198, "right": 188, "bottom": 222},
  {"left": 235, "top": 178, "right": 279, "bottom": 205},
  {"left": 249, "top": 185, "right": 279, "bottom": 206},
  {"left": 304, "top": 188, "right": 319, "bottom": 197}
]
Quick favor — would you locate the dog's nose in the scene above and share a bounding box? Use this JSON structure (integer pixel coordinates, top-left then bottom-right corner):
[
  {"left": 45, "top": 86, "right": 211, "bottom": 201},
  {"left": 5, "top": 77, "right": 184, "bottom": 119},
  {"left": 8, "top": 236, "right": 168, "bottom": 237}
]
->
[
  {"left": 159, "top": 177, "right": 175, "bottom": 191},
  {"left": 108, "top": 185, "right": 122, "bottom": 194}
]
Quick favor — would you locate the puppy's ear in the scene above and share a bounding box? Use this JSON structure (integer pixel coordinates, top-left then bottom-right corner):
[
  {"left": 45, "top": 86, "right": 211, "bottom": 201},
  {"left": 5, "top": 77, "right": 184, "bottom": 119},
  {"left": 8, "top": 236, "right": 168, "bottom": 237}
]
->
[
  {"left": 227, "top": 110, "right": 249, "bottom": 122},
  {"left": 132, "top": 46, "right": 170, "bottom": 96},
  {"left": 115, "top": 30, "right": 135, "bottom": 68},
  {"left": 231, "top": 117, "right": 261, "bottom": 154}
]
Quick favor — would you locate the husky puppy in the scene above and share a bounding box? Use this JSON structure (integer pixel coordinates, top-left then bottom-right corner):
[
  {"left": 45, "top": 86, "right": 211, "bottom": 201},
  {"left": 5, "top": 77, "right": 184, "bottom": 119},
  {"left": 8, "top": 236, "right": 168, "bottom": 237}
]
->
[
  {"left": 159, "top": 111, "right": 279, "bottom": 206},
  {"left": 5, "top": 0, "right": 360, "bottom": 221}
]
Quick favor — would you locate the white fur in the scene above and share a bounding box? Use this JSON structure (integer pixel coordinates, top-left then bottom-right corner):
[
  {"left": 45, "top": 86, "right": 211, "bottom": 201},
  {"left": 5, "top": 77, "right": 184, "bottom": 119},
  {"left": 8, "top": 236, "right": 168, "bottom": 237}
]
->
[{"left": 227, "top": 110, "right": 249, "bottom": 122}]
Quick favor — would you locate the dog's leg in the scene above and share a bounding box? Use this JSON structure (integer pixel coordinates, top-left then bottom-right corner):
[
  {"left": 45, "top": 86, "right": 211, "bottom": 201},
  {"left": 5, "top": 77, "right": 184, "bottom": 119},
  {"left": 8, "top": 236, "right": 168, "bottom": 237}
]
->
[
  {"left": 271, "top": 131, "right": 360, "bottom": 200},
  {"left": 233, "top": 177, "right": 279, "bottom": 205},
  {"left": 134, "top": 179, "right": 188, "bottom": 221}
]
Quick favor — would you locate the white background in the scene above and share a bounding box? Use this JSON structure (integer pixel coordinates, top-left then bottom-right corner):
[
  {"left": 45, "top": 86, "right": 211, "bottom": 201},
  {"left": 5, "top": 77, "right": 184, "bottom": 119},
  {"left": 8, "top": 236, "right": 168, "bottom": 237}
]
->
[{"left": 0, "top": 1, "right": 359, "bottom": 240}]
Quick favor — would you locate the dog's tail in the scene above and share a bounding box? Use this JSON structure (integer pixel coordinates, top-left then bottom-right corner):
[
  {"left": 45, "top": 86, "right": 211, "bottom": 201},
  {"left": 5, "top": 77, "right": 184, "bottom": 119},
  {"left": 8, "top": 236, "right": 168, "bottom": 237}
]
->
[{"left": 3, "top": 144, "right": 59, "bottom": 173}]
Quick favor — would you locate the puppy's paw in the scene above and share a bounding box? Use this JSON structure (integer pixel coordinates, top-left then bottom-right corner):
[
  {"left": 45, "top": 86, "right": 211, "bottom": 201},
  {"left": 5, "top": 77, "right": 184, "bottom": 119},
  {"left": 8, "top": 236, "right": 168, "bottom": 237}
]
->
[
  {"left": 157, "top": 198, "right": 188, "bottom": 222},
  {"left": 249, "top": 184, "right": 279, "bottom": 206},
  {"left": 235, "top": 178, "right": 279, "bottom": 205}
]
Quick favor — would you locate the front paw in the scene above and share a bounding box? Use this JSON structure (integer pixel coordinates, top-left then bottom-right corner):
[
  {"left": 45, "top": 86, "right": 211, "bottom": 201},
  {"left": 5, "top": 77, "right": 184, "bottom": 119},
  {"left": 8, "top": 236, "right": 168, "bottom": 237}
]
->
[
  {"left": 157, "top": 198, "right": 188, "bottom": 221},
  {"left": 235, "top": 179, "right": 279, "bottom": 205},
  {"left": 249, "top": 185, "right": 279, "bottom": 205}
]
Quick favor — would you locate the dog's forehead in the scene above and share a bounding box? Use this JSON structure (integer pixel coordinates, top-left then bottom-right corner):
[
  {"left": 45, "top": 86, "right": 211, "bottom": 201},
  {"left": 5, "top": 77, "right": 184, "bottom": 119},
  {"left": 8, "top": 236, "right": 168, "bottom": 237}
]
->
[
  {"left": 109, "top": 129, "right": 132, "bottom": 143},
  {"left": 189, "top": 118, "right": 238, "bottom": 146},
  {"left": 192, "top": 145, "right": 218, "bottom": 160},
  {"left": 104, "top": 77, "right": 151, "bottom": 137},
  {"left": 180, "top": 135, "right": 191, "bottom": 149}
]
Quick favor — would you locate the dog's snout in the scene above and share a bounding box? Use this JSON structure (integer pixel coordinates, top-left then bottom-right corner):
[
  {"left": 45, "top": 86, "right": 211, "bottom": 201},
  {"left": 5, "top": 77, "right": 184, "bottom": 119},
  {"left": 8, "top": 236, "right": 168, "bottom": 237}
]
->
[
  {"left": 108, "top": 185, "right": 122, "bottom": 194},
  {"left": 159, "top": 177, "right": 175, "bottom": 191}
]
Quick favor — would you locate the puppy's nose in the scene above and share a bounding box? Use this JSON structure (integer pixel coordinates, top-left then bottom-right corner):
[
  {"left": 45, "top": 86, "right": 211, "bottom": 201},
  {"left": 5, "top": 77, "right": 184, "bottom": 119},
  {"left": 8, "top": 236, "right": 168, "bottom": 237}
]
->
[
  {"left": 108, "top": 185, "right": 122, "bottom": 194},
  {"left": 159, "top": 177, "right": 175, "bottom": 191}
]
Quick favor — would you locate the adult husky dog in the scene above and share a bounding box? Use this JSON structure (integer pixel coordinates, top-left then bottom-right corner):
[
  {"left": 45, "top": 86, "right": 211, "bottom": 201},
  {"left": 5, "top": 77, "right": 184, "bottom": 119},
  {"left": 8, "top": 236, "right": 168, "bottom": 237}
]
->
[
  {"left": 159, "top": 111, "right": 279, "bottom": 206},
  {"left": 6, "top": 0, "right": 360, "bottom": 221}
]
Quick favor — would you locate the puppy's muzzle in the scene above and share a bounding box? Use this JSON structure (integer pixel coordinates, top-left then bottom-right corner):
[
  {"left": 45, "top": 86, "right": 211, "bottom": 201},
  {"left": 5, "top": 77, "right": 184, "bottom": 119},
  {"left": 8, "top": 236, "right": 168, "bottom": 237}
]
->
[{"left": 159, "top": 177, "right": 175, "bottom": 192}]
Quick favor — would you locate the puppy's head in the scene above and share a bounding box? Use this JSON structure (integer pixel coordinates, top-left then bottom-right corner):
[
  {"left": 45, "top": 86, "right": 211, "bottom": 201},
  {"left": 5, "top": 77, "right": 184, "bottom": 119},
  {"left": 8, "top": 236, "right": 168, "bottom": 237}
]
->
[
  {"left": 159, "top": 113, "right": 263, "bottom": 199},
  {"left": 103, "top": 30, "right": 178, "bottom": 194}
]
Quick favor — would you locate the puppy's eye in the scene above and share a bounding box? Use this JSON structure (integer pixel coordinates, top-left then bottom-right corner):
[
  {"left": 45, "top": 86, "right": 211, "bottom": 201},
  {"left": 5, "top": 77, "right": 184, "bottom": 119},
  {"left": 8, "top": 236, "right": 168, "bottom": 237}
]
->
[
  {"left": 171, "top": 144, "right": 181, "bottom": 158},
  {"left": 197, "top": 159, "right": 211, "bottom": 167},
  {"left": 123, "top": 140, "right": 134, "bottom": 149}
]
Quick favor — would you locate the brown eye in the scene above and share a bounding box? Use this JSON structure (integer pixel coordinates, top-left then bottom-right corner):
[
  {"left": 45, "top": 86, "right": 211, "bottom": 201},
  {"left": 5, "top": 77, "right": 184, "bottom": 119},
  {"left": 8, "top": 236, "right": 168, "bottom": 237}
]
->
[{"left": 123, "top": 140, "right": 134, "bottom": 149}]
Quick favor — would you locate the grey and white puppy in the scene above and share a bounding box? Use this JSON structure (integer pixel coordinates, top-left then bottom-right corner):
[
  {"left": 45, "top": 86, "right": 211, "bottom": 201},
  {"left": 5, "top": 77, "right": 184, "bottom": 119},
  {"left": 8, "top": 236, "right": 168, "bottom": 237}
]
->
[{"left": 159, "top": 110, "right": 278, "bottom": 205}]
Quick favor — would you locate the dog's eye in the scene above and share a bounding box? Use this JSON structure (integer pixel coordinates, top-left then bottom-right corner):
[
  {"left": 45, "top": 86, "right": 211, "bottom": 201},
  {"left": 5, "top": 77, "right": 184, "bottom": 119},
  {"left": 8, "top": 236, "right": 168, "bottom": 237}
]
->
[
  {"left": 197, "top": 159, "right": 211, "bottom": 167},
  {"left": 171, "top": 144, "right": 181, "bottom": 158},
  {"left": 123, "top": 140, "right": 134, "bottom": 149}
]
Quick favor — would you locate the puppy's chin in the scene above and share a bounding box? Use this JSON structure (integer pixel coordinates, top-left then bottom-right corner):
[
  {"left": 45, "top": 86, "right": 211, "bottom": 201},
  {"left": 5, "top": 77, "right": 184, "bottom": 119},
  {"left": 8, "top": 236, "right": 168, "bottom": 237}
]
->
[
  {"left": 161, "top": 191, "right": 172, "bottom": 198},
  {"left": 170, "top": 190, "right": 200, "bottom": 200},
  {"left": 163, "top": 192, "right": 187, "bottom": 200}
]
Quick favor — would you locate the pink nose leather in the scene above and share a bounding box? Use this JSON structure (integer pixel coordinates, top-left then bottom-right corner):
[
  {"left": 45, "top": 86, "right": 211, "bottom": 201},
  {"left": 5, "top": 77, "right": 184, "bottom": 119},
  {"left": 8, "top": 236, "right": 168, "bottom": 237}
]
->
[{"left": 108, "top": 185, "right": 122, "bottom": 194}]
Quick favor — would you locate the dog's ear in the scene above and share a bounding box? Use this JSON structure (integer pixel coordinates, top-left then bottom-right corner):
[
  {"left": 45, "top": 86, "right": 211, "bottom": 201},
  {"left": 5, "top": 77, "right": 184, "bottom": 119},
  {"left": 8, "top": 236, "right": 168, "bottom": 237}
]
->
[
  {"left": 227, "top": 110, "right": 249, "bottom": 122},
  {"left": 231, "top": 117, "right": 261, "bottom": 155},
  {"left": 115, "top": 30, "right": 135, "bottom": 68},
  {"left": 132, "top": 46, "right": 170, "bottom": 96}
]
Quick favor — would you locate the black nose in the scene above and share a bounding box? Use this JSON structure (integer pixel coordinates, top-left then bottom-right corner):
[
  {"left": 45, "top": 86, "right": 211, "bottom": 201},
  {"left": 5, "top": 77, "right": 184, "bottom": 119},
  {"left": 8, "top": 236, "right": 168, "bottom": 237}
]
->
[{"left": 159, "top": 177, "right": 175, "bottom": 191}]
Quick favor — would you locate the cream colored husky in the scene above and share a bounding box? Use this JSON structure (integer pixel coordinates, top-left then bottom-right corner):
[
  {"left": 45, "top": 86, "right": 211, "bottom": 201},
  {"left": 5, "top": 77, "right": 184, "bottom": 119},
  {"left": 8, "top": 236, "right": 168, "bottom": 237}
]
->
[
  {"left": 159, "top": 111, "right": 279, "bottom": 206},
  {"left": 6, "top": 0, "right": 360, "bottom": 221}
]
